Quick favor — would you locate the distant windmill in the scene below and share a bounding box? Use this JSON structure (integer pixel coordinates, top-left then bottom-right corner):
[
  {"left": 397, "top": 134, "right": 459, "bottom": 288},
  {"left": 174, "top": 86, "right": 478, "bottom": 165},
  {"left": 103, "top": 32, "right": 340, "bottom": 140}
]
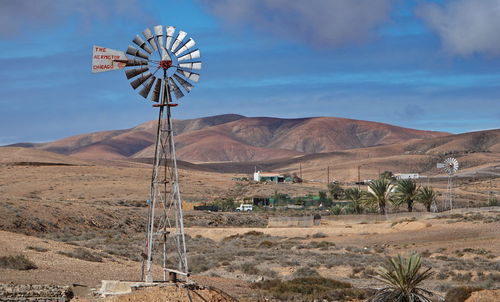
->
[
  {"left": 437, "top": 157, "right": 459, "bottom": 210},
  {"left": 92, "top": 25, "right": 201, "bottom": 283}
]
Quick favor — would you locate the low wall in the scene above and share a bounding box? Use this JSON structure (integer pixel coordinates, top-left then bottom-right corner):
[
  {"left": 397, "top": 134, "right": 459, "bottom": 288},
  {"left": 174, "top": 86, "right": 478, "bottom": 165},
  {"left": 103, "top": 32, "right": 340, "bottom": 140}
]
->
[
  {"left": 0, "top": 284, "right": 72, "bottom": 302},
  {"left": 326, "top": 206, "right": 500, "bottom": 223},
  {"left": 268, "top": 216, "right": 320, "bottom": 227},
  {"left": 326, "top": 211, "right": 433, "bottom": 223}
]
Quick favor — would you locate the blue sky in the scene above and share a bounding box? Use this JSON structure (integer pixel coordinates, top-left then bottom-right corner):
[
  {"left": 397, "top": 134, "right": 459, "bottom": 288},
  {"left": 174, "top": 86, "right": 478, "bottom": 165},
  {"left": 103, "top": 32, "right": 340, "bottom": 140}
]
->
[{"left": 0, "top": 0, "right": 499, "bottom": 144}]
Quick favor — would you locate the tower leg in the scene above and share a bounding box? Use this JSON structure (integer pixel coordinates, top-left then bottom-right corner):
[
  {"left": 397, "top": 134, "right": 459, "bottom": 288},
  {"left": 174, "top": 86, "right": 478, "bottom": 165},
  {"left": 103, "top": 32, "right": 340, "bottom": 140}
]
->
[{"left": 142, "top": 77, "right": 189, "bottom": 283}]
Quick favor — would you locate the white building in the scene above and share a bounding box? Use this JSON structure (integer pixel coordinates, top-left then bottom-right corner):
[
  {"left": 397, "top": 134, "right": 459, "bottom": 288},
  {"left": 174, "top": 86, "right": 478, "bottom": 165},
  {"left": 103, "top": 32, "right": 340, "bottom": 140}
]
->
[
  {"left": 253, "top": 171, "right": 285, "bottom": 183},
  {"left": 395, "top": 173, "right": 420, "bottom": 180}
]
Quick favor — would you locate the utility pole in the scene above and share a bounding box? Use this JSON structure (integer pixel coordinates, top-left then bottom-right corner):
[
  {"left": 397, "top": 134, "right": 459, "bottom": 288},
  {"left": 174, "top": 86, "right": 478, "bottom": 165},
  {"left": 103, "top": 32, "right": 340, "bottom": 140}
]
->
[
  {"left": 357, "top": 165, "right": 361, "bottom": 183},
  {"left": 327, "top": 166, "right": 330, "bottom": 185},
  {"left": 299, "top": 163, "right": 302, "bottom": 181},
  {"left": 489, "top": 179, "right": 493, "bottom": 205}
]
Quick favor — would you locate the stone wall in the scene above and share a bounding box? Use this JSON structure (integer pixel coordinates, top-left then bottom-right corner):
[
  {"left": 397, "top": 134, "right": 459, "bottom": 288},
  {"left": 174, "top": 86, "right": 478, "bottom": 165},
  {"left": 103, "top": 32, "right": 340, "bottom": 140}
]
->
[
  {"left": 268, "top": 216, "right": 320, "bottom": 227},
  {"left": 0, "top": 284, "right": 73, "bottom": 302}
]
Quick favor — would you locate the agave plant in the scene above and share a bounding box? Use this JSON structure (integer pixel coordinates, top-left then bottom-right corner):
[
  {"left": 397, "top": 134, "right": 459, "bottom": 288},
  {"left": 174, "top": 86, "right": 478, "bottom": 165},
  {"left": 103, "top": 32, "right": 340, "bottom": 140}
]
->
[
  {"left": 417, "top": 186, "right": 436, "bottom": 212},
  {"left": 395, "top": 179, "right": 419, "bottom": 212},
  {"left": 368, "top": 253, "right": 434, "bottom": 302},
  {"left": 366, "top": 178, "right": 394, "bottom": 215}
]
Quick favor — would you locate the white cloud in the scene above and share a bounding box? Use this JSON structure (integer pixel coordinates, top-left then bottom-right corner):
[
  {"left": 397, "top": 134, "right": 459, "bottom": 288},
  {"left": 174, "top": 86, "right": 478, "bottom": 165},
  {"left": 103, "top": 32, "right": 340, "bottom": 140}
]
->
[
  {"left": 416, "top": 0, "right": 500, "bottom": 56},
  {"left": 0, "top": 0, "right": 153, "bottom": 38},
  {"left": 198, "top": 0, "right": 394, "bottom": 48}
]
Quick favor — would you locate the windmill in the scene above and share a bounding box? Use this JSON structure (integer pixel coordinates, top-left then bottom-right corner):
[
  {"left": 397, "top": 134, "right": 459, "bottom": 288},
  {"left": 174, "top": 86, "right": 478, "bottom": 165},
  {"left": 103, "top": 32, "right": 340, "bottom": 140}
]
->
[
  {"left": 437, "top": 157, "right": 459, "bottom": 211},
  {"left": 92, "top": 25, "right": 201, "bottom": 283}
]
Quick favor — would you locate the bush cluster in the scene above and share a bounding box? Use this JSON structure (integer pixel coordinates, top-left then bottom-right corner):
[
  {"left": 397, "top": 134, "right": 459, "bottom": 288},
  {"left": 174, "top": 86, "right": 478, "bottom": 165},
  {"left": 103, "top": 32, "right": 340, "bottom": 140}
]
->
[{"left": 0, "top": 255, "right": 37, "bottom": 270}]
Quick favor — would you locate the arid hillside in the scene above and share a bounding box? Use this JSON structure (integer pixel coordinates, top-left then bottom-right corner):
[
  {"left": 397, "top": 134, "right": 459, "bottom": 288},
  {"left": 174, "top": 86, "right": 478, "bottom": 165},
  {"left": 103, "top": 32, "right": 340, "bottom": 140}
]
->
[
  {"left": 9, "top": 115, "right": 448, "bottom": 162},
  {"left": 279, "top": 129, "right": 500, "bottom": 182}
]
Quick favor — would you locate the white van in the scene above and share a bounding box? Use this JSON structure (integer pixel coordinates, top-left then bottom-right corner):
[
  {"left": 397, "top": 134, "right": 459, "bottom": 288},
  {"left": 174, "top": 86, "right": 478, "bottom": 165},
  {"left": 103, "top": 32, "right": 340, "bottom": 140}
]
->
[{"left": 236, "top": 204, "right": 253, "bottom": 212}]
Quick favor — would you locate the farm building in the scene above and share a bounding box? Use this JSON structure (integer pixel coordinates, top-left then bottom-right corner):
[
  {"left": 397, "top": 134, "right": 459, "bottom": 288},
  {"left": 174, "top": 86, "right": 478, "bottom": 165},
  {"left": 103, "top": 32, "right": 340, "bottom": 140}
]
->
[
  {"left": 253, "top": 171, "right": 285, "bottom": 183},
  {"left": 395, "top": 173, "right": 420, "bottom": 180}
]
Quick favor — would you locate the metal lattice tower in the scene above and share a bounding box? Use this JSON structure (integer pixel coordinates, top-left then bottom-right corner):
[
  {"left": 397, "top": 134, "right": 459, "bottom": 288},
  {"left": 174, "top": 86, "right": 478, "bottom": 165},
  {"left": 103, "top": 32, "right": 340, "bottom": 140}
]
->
[
  {"left": 442, "top": 158, "right": 459, "bottom": 211},
  {"left": 92, "top": 25, "right": 201, "bottom": 283}
]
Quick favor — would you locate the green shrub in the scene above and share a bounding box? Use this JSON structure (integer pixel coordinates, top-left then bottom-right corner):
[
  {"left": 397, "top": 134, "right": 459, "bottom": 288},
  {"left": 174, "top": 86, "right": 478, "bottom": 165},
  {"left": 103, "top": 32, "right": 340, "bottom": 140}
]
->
[
  {"left": 368, "top": 253, "right": 434, "bottom": 302},
  {"left": 488, "top": 198, "right": 498, "bottom": 206},
  {"left": 0, "top": 255, "right": 37, "bottom": 270}
]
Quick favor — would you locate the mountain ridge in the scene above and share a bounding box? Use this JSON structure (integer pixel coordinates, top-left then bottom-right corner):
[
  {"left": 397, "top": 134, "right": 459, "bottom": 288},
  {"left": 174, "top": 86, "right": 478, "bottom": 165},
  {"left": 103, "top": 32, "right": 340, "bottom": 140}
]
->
[{"left": 7, "top": 114, "right": 451, "bottom": 162}]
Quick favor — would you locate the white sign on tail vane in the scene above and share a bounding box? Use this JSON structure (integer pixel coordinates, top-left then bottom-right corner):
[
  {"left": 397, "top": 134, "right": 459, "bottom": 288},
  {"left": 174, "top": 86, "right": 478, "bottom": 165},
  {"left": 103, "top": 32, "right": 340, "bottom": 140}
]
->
[{"left": 92, "top": 45, "right": 128, "bottom": 73}]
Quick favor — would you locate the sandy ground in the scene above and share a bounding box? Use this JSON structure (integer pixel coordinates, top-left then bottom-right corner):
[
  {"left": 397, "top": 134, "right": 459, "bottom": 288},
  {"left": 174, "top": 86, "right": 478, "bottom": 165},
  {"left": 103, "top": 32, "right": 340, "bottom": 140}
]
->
[
  {"left": 184, "top": 215, "right": 500, "bottom": 255},
  {"left": 1, "top": 210, "right": 498, "bottom": 283},
  {"left": 0, "top": 147, "right": 499, "bottom": 301}
]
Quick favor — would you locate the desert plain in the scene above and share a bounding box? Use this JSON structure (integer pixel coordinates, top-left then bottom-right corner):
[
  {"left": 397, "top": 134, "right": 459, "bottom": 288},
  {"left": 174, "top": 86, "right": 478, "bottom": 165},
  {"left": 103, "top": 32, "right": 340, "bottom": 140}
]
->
[{"left": 0, "top": 117, "right": 499, "bottom": 301}]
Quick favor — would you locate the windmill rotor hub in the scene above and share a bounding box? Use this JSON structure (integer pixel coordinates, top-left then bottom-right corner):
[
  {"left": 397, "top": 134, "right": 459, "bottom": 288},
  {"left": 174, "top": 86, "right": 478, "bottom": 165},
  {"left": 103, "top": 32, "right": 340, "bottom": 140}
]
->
[{"left": 159, "top": 60, "right": 172, "bottom": 69}]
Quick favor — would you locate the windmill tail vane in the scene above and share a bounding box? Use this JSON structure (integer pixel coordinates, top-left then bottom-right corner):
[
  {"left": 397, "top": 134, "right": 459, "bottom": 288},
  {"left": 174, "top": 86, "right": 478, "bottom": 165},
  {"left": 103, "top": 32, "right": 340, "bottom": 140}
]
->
[{"left": 92, "top": 24, "right": 202, "bottom": 283}]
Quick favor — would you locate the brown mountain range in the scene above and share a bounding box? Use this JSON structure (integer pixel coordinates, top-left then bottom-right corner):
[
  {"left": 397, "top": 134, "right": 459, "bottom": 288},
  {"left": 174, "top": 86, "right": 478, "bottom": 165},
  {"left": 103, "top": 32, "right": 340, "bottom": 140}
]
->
[{"left": 10, "top": 114, "right": 449, "bottom": 162}]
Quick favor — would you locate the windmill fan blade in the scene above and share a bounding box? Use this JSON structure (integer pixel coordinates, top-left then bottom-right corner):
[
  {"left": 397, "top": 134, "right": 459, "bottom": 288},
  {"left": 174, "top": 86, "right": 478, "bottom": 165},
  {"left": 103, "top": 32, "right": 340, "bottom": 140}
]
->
[
  {"left": 153, "top": 25, "right": 165, "bottom": 56},
  {"left": 168, "top": 78, "right": 184, "bottom": 99},
  {"left": 126, "top": 45, "right": 149, "bottom": 60},
  {"left": 165, "top": 26, "right": 175, "bottom": 50},
  {"left": 173, "top": 74, "right": 194, "bottom": 92},
  {"left": 179, "top": 62, "right": 202, "bottom": 70},
  {"left": 142, "top": 28, "right": 157, "bottom": 51},
  {"left": 170, "top": 31, "right": 187, "bottom": 53},
  {"left": 130, "top": 72, "right": 152, "bottom": 89},
  {"left": 133, "top": 35, "right": 153, "bottom": 54},
  {"left": 179, "top": 70, "right": 200, "bottom": 83},
  {"left": 138, "top": 76, "right": 155, "bottom": 98},
  {"left": 126, "top": 58, "right": 148, "bottom": 66},
  {"left": 154, "top": 25, "right": 164, "bottom": 46},
  {"left": 125, "top": 66, "right": 149, "bottom": 79},
  {"left": 174, "top": 38, "right": 196, "bottom": 56},
  {"left": 150, "top": 78, "right": 162, "bottom": 103},
  {"left": 177, "top": 49, "right": 200, "bottom": 62}
]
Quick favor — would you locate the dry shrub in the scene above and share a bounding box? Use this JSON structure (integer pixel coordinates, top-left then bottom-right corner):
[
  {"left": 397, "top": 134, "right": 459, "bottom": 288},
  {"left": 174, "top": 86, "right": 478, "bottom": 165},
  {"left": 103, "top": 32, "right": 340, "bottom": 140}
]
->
[
  {"left": 26, "top": 246, "right": 49, "bottom": 252},
  {"left": 258, "top": 240, "right": 274, "bottom": 248},
  {"left": 421, "top": 249, "right": 432, "bottom": 257},
  {"left": 293, "top": 267, "right": 320, "bottom": 278},
  {"left": 445, "top": 286, "right": 480, "bottom": 302},
  {"left": 0, "top": 255, "right": 37, "bottom": 270},
  {"left": 244, "top": 230, "right": 264, "bottom": 236},
  {"left": 188, "top": 254, "right": 217, "bottom": 273},
  {"left": 311, "top": 232, "right": 327, "bottom": 238},
  {"left": 308, "top": 241, "right": 335, "bottom": 250},
  {"left": 57, "top": 248, "right": 103, "bottom": 262},
  {"left": 240, "top": 262, "right": 260, "bottom": 275},
  {"left": 253, "top": 277, "right": 370, "bottom": 301}
]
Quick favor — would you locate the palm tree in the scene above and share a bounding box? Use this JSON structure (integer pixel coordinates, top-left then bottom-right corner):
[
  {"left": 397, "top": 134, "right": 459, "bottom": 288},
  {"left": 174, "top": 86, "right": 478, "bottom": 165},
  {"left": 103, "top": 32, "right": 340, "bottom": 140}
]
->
[
  {"left": 379, "top": 170, "right": 396, "bottom": 182},
  {"left": 327, "top": 182, "right": 344, "bottom": 200},
  {"left": 366, "top": 178, "right": 394, "bottom": 215},
  {"left": 395, "top": 179, "right": 419, "bottom": 212},
  {"left": 345, "top": 187, "right": 363, "bottom": 214},
  {"left": 368, "top": 253, "right": 434, "bottom": 302},
  {"left": 417, "top": 186, "right": 436, "bottom": 212}
]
